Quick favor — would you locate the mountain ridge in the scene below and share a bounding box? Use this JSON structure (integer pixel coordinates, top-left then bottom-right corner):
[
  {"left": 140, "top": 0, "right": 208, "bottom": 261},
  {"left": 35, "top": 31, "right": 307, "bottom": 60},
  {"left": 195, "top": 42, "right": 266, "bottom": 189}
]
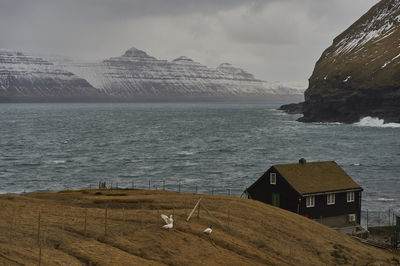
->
[
  {"left": 0, "top": 47, "right": 305, "bottom": 102},
  {"left": 0, "top": 49, "right": 103, "bottom": 102},
  {"left": 289, "top": 0, "right": 400, "bottom": 123},
  {"left": 49, "top": 47, "right": 305, "bottom": 102}
]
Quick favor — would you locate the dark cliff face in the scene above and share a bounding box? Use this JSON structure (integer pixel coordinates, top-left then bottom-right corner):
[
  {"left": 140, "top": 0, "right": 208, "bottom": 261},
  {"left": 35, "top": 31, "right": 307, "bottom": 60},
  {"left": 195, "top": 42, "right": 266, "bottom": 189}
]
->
[{"left": 299, "top": 0, "right": 400, "bottom": 123}]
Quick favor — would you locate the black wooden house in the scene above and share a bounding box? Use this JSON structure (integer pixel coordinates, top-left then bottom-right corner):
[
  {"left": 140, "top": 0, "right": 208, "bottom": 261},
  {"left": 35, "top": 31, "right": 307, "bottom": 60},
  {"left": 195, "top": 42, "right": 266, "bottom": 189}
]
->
[{"left": 245, "top": 159, "right": 363, "bottom": 228}]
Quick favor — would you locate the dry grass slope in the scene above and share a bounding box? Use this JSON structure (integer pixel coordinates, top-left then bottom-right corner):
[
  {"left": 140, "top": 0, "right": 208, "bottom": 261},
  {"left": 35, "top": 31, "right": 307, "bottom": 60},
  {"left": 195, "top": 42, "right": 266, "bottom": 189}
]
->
[{"left": 0, "top": 189, "right": 398, "bottom": 265}]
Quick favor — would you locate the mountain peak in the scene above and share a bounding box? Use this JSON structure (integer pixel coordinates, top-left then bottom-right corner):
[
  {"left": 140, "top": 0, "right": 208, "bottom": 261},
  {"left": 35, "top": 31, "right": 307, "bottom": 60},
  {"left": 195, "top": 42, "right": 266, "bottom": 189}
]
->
[
  {"left": 172, "top": 56, "right": 194, "bottom": 62},
  {"left": 299, "top": 0, "right": 400, "bottom": 123},
  {"left": 217, "top": 63, "right": 256, "bottom": 80},
  {"left": 122, "top": 47, "right": 153, "bottom": 58},
  {"left": 218, "top": 63, "right": 232, "bottom": 67}
]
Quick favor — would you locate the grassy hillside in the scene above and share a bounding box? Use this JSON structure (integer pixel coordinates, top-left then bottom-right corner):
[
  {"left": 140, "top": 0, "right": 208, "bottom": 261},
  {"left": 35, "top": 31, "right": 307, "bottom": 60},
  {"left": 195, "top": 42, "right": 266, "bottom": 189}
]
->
[{"left": 0, "top": 189, "right": 398, "bottom": 265}]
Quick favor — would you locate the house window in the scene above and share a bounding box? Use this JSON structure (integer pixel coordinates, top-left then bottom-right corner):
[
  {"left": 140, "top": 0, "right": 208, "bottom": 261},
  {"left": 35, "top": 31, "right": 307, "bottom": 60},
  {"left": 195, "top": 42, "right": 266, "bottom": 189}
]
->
[
  {"left": 327, "top": 193, "right": 335, "bottom": 205},
  {"left": 270, "top": 173, "right": 276, "bottom": 185},
  {"left": 348, "top": 214, "right": 356, "bottom": 222},
  {"left": 347, "top": 191, "right": 355, "bottom": 202},
  {"left": 306, "top": 196, "right": 315, "bottom": 207}
]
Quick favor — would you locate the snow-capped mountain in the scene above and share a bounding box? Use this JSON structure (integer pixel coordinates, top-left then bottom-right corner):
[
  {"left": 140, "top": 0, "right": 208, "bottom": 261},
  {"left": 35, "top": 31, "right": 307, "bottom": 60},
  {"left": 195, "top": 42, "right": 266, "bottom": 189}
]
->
[
  {"left": 0, "top": 49, "right": 101, "bottom": 101},
  {"left": 296, "top": 0, "right": 400, "bottom": 123},
  {"left": 0, "top": 47, "right": 305, "bottom": 102},
  {"left": 50, "top": 47, "right": 304, "bottom": 102}
]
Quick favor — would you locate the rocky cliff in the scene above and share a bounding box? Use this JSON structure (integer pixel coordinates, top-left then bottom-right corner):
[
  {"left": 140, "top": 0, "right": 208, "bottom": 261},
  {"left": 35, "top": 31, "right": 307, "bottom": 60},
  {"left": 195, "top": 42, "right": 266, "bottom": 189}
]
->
[
  {"left": 54, "top": 47, "right": 304, "bottom": 102},
  {"left": 298, "top": 0, "right": 400, "bottom": 123},
  {"left": 0, "top": 49, "right": 101, "bottom": 102}
]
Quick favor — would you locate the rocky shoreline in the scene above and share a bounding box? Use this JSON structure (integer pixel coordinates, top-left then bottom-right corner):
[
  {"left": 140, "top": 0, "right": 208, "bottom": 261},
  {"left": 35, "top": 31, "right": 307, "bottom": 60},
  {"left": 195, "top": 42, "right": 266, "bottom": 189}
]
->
[{"left": 282, "top": 0, "right": 400, "bottom": 124}]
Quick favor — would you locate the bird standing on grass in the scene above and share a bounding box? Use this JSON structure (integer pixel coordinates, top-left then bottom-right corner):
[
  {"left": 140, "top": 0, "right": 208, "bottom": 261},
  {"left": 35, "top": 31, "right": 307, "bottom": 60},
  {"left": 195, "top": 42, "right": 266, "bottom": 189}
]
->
[
  {"left": 203, "top": 225, "right": 212, "bottom": 235},
  {"left": 161, "top": 214, "right": 173, "bottom": 229}
]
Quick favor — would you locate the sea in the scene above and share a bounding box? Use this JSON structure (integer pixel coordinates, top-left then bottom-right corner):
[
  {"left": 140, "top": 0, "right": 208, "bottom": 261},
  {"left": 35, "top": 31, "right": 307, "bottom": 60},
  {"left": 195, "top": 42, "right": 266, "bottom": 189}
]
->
[{"left": 0, "top": 103, "right": 399, "bottom": 225}]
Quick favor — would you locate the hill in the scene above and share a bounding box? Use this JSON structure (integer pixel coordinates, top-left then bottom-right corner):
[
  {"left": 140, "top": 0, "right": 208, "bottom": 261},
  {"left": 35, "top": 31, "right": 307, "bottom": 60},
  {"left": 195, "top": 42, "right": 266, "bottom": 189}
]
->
[
  {"left": 0, "top": 189, "right": 398, "bottom": 265},
  {"left": 292, "top": 0, "right": 400, "bottom": 123}
]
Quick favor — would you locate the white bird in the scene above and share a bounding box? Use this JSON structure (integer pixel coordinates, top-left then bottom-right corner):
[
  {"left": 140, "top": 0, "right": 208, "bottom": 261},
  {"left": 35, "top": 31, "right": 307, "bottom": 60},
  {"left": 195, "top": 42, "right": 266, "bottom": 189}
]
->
[
  {"left": 203, "top": 225, "right": 212, "bottom": 235},
  {"left": 161, "top": 214, "right": 173, "bottom": 229}
]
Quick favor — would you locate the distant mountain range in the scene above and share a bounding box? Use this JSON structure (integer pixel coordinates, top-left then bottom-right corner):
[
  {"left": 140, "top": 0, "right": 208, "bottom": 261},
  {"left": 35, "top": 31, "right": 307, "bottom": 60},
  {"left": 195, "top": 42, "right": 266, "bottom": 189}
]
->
[
  {"left": 282, "top": 0, "right": 400, "bottom": 123},
  {"left": 0, "top": 47, "right": 305, "bottom": 102},
  {"left": 0, "top": 49, "right": 101, "bottom": 101}
]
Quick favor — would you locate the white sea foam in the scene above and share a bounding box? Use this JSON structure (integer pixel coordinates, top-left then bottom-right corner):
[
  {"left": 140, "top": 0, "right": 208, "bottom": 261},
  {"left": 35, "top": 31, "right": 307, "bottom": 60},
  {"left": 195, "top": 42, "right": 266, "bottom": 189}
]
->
[
  {"left": 51, "top": 160, "right": 66, "bottom": 164},
  {"left": 377, "top": 197, "right": 395, "bottom": 202},
  {"left": 355, "top": 116, "right": 400, "bottom": 128}
]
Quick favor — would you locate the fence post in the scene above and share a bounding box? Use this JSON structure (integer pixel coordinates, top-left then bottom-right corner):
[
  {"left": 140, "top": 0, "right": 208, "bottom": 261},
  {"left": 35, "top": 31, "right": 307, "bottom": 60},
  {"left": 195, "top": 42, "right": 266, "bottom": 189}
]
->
[
  {"left": 163, "top": 180, "right": 165, "bottom": 191},
  {"left": 184, "top": 200, "right": 187, "bottom": 216},
  {"left": 228, "top": 189, "right": 230, "bottom": 196},
  {"left": 84, "top": 209, "right": 88, "bottom": 237},
  {"left": 178, "top": 182, "right": 181, "bottom": 193},
  {"left": 9, "top": 208, "right": 15, "bottom": 244},
  {"left": 366, "top": 209, "right": 369, "bottom": 229},
  {"left": 122, "top": 208, "right": 126, "bottom": 236},
  {"left": 148, "top": 180, "right": 151, "bottom": 190},
  {"left": 62, "top": 213, "right": 65, "bottom": 243},
  {"left": 228, "top": 208, "right": 230, "bottom": 231},
  {"left": 38, "top": 245, "right": 42, "bottom": 266},
  {"left": 37, "top": 211, "right": 41, "bottom": 246},
  {"left": 195, "top": 185, "right": 198, "bottom": 194},
  {"left": 104, "top": 205, "right": 108, "bottom": 237}
]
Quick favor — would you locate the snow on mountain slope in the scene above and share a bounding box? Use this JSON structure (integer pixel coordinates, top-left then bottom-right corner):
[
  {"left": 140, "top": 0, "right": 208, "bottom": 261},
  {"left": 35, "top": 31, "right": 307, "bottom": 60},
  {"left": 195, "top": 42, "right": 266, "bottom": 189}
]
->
[
  {"left": 299, "top": 0, "right": 400, "bottom": 123},
  {"left": 0, "top": 49, "right": 100, "bottom": 100},
  {"left": 51, "top": 47, "right": 305, "bottom": 101}
]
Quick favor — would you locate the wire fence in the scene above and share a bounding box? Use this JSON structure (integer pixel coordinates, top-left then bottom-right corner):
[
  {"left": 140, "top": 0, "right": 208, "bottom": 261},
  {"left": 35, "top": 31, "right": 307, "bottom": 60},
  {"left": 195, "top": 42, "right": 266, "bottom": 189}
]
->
[
  {"left": 361, "top": 209, "right": 399, "bottom": 228},
  {"left": 0, "top": 197, "right": 200, "bottom": 265},
  {"left": 71, "top": 179, "right": 243, "bottom": 198}
]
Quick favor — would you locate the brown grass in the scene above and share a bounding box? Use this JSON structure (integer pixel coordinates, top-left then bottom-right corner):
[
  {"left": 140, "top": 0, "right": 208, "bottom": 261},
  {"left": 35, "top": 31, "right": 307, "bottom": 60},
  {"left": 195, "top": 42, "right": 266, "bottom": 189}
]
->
[{"left": 0, "top": 189, "right": 398, "bottom": 265}]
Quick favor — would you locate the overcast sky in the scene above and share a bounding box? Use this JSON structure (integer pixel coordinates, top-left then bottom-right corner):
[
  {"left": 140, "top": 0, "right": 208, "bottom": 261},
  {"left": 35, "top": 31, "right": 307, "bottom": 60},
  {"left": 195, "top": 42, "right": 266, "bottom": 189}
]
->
[{"left": 0, "top": 0, "right": 379, "bottom": 81}]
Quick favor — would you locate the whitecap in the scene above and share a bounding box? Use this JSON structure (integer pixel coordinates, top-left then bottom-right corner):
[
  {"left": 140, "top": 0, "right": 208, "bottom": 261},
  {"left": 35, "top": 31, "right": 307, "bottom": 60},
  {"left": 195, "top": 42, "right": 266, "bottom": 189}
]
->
[
  {"left": 377, "top": 197, "right": 395, "bottom": 202},
  {"left": 355, "top": 116, "right": 400, "bottom": 128},
  {"left": 177, "top": 151, "right": 195, "bottom": 156},
  {"left": 50, "top": 160, "right": 66, "bottom": 164}
]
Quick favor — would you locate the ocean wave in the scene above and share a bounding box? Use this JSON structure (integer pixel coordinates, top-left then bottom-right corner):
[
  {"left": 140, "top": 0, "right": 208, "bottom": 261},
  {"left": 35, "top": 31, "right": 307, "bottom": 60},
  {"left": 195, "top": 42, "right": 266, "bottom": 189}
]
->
[
  {"left": 355, "top": 117, "right": 400, "bottom": 128},
  {"left": 49, "top": 159, "right": 66, "bottom": 164},
  {"left": 377, "top": 197, "right": 395, "bottom": 202}
]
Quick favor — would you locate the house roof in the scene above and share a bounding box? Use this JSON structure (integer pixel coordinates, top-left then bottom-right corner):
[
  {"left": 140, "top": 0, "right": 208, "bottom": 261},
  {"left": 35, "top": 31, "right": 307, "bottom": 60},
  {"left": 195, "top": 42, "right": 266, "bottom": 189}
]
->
[{"left": 273, "top": 161, "right": 362, "bottom": 195}]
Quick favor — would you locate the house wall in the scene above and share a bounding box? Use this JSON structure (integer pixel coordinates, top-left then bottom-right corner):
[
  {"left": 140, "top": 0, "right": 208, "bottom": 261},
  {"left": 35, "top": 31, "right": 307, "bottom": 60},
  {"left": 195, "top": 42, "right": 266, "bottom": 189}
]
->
[
  {"left": 246, "top": 167, "right": 301, "bottom": 213},
  {"left": 247, "top": 166, "right": 362, "bottom": 227},
  {"left": 300, "top": 191, "right": 362, "bottom": 226}
]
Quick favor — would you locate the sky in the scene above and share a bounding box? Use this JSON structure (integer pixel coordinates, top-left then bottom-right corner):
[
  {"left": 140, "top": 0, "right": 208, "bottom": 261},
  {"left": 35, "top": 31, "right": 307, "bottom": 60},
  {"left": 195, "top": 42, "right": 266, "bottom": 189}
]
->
[{"left": 0, "top": 0, "right": 380, "bottom": 82}]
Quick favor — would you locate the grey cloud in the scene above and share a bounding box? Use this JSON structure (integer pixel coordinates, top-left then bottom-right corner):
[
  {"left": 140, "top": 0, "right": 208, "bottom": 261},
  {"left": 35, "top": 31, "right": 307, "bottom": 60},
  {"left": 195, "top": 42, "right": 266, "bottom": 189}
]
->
[{"left": 0, "top": 0, "right": 381, "bottom": 81}]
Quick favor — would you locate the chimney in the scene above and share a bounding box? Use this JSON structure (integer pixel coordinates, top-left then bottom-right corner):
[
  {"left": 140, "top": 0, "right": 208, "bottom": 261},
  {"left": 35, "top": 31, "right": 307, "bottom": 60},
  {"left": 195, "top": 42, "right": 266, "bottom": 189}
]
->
[{"left": 299, "top": 158, "right": 306, "bottom": 165}]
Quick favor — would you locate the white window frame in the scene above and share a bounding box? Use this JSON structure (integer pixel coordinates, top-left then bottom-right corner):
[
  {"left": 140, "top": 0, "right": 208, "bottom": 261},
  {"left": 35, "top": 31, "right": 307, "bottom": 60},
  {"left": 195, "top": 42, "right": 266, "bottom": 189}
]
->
[
  {"left": 306, "top": 196, "right": 315, "bottom": 208},
  {"left": 270, "top": 173, "right": 276, "bottom": 185},
  {"left": 347, "top": 191, "right": 355, "bottom": 202},
  {"left": 327, "top": 193, "right": 335, "bottom": 205},
  {"left": 348, "top": 214, "right": 356, "bottom": 222}
]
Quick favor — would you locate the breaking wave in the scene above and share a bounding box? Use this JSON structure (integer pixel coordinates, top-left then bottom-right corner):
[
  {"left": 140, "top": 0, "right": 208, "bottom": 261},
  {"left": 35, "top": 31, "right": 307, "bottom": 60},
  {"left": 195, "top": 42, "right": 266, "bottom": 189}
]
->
[
  {"left": 377, "top": 197, "right": 395, "bottom": 202},
  {"left": 355, "top": 116, "right": 400, "bottom": 128}
]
